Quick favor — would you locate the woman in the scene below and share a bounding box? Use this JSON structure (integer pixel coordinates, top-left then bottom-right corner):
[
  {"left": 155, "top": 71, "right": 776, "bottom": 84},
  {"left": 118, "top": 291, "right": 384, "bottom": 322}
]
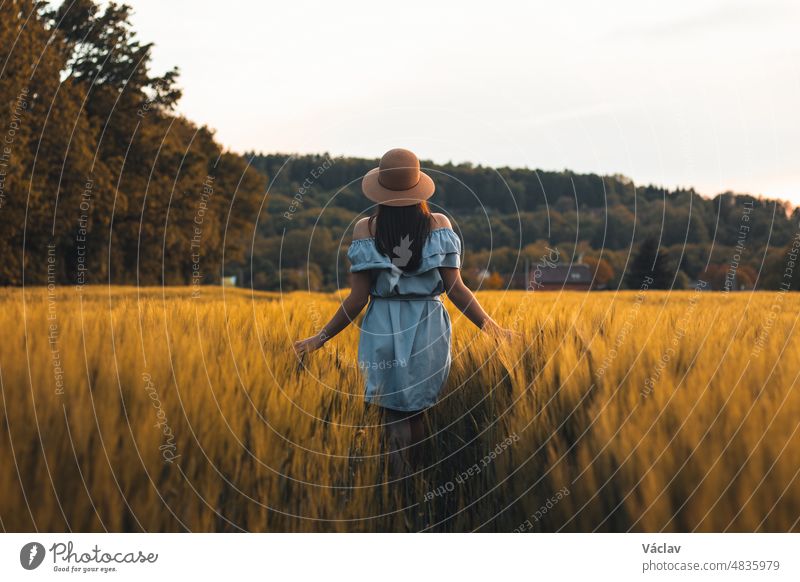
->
[{"left": 293, "top": 148, "right": 514, "bottom": 478}]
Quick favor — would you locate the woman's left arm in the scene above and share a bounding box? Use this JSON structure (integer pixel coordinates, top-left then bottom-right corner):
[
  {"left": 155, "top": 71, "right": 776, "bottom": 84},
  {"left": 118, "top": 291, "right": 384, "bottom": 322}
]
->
[{"left": 293, "top": 271, "right": 372, "bottom": 356}]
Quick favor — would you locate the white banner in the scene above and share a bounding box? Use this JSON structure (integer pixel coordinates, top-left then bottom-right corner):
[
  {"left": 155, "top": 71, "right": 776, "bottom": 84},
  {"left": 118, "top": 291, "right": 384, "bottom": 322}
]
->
[{"left": 0, "top": 533, "right": 797, "bottom": 581}]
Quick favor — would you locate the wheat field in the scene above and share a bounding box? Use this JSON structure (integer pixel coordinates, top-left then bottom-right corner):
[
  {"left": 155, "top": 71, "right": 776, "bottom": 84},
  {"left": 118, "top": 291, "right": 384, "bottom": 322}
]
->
[{"left": 1, "top": 285, "right": 798, "bottom": 532}]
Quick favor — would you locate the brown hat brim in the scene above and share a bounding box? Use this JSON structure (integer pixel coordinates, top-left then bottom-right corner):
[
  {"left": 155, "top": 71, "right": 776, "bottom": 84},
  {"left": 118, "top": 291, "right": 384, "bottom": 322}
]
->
[{"left": 361, "top": 168, "right": 435, "bottom": 207}]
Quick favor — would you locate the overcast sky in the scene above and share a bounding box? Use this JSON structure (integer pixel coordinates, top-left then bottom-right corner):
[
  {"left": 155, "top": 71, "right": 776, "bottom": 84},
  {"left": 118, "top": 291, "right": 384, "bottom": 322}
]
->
[{"left": 123, "top": 0, "right": 800, "bottom": 203}]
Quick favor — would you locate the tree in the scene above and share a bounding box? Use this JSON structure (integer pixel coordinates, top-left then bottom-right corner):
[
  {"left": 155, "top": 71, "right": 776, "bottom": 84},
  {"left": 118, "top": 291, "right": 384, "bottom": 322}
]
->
[
  {"left": 0, "top": 0, "right": 266, "bottom": 286},
  {"left": 484, "top": 272, "right": 505, "bottom": 290},
  {"left": 584, "top": 257, "right": 614, "bottom": 289},
  {"left": 625, "top": 238, "right": 674, "bottom": 289}
]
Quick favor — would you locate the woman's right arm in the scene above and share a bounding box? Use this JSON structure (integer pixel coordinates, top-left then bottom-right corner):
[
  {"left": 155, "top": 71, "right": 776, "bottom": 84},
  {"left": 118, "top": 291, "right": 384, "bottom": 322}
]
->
[{"left": 439, "top": 267, "right": 516, "bottom": 340}]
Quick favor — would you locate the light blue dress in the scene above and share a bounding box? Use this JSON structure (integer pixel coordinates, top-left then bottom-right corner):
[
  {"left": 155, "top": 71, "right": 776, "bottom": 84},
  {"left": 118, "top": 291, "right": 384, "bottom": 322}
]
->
[{"left": 347, "top": 227, "right": 462, "bottom": 411}]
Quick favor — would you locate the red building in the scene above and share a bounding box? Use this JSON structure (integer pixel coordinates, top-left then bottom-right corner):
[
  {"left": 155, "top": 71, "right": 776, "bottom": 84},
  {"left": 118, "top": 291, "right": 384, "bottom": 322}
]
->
[{"left": 529, "top": 264, "right": 593, "bottom": 291}]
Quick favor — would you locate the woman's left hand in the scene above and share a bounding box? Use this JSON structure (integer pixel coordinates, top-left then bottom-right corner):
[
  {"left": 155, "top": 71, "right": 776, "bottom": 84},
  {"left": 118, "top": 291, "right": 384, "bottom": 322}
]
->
[{"left": 293, "top": 333, "right": 326, "bottom": 356}]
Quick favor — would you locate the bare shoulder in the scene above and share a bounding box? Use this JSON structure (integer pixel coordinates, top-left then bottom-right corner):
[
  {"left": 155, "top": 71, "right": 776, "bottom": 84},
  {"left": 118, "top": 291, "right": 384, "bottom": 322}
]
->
[
  {"left": 430, "top": 213, "right": 452, "bottom": 230},
  {"left": 352, "top": 217, "right": 374, "bottom": 240}
]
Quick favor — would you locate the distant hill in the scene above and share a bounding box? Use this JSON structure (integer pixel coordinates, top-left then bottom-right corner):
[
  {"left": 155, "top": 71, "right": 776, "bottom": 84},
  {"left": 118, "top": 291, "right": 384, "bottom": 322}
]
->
[{"left": 243, "top": 152, "right": 799, "bottom": 291}]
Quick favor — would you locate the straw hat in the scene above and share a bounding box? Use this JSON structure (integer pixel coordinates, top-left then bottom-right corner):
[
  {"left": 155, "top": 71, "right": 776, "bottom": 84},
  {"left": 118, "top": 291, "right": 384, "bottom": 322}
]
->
[{"left": 361, "top": 148, "right": 435, "bottom": 207}]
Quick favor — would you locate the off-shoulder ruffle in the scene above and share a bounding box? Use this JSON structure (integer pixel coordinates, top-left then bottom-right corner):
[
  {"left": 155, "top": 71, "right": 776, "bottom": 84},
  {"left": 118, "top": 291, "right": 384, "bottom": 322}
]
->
[{"left": 347, "top": 227, "right": 461, "bottom": 273}]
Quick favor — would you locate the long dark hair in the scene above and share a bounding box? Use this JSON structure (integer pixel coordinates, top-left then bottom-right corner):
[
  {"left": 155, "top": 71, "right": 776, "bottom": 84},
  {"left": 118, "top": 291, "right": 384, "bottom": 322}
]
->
[{"left": 369, "top": 202, "right": 432, "bottom": 272}]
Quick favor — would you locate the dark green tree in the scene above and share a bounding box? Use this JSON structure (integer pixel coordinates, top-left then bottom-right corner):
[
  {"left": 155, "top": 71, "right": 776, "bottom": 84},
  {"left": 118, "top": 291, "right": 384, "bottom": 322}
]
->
[{"left": 625, "top": 238, "right": 675, "bottom": 290}]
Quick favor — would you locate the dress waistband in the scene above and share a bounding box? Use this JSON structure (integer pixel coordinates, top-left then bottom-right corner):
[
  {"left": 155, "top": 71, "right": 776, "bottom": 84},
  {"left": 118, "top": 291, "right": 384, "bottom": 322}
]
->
[{"left": 370, "top": 293, "right": 441, "bottom": 302}]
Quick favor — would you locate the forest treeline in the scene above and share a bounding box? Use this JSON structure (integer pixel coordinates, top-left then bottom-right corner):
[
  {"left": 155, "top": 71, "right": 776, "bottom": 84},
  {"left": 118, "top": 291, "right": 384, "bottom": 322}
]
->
[
  {"left": 2, "top": 0, "right": 798, "bottom": 291},
  {"left": 0, "top": 0, "right": 264, "bottom": 286},
  {"left": 247, "top": 153, "right": 800, "bottom": 291}
]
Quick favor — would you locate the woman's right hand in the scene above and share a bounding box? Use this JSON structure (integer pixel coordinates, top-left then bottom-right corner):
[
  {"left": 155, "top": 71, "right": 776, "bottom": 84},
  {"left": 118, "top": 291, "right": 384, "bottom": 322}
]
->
[{"left": 481, "top": 319, "right": 520, "bottom": 342}]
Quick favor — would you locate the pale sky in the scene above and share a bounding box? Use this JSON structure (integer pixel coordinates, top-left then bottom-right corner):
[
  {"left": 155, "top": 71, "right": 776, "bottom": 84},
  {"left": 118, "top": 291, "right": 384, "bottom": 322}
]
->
[{"left": 123, "top": 0, "right": 800, "bottom": 204}]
